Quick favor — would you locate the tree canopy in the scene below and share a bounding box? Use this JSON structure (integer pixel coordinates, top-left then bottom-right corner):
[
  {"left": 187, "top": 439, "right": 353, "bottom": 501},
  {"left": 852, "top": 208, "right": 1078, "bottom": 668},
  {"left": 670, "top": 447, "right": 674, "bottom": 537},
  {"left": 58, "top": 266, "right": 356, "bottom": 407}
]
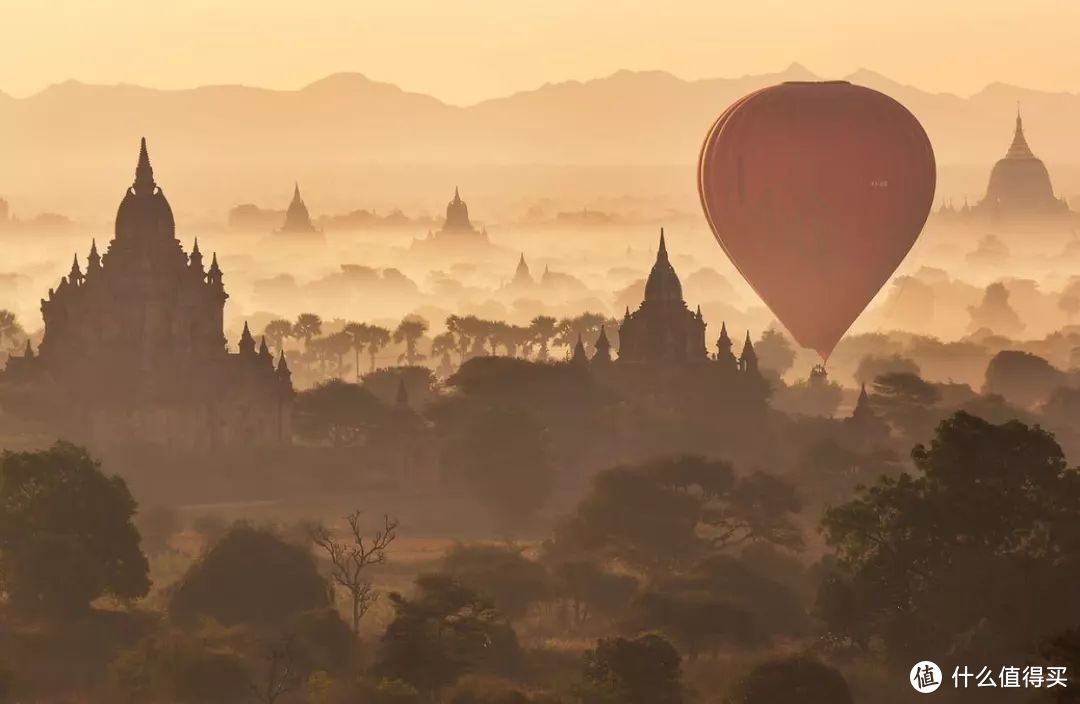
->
[
  {"left": 821, "top": 412, "right": 1080, "bottom": 661},
  {"left": 0, "top": 442, "right": 149, "bottom": 616}
]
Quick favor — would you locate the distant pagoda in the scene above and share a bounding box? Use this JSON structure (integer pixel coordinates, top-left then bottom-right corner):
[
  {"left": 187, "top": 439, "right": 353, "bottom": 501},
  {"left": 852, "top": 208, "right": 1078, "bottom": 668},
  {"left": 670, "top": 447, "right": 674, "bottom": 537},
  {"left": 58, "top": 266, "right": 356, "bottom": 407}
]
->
[
  {"left": 970, "top": 109, "right": 1071, "bottom": 220},
  {"left": 414, "top": 187, "right": 491, "bottom": 249},
  {"left": 278, "top": 183, "right": 321, "bottom": 234}
]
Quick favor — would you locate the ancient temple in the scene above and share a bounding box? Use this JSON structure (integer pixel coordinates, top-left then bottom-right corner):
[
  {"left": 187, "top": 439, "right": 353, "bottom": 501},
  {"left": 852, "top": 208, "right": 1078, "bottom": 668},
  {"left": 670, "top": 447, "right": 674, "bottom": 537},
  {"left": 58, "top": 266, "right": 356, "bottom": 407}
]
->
[
  {"left": 3, "top": 139, "right": 293, "bottom": 449},
  {"left": 415, "top": 187, "right": 491, "bottom": 248},
  {"left": 501, "top": 253, "right": 535, "bottom": 294},
  {"left": 972, "top": 110, "right": 1070, "bottom": 219},
  {"left": 617, "top": 230, "right": 709, "bottom": 362},
  {"left": 278, "top": 182, "right": 321, "bottom": 234}
]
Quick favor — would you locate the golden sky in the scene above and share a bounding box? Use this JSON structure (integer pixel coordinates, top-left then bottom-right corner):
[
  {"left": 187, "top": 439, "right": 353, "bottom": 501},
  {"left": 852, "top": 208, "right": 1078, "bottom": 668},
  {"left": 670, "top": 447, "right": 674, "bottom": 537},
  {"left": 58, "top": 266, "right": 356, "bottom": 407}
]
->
[{"left": 2, "top": 0, "right": 1078, "bottom": 104}]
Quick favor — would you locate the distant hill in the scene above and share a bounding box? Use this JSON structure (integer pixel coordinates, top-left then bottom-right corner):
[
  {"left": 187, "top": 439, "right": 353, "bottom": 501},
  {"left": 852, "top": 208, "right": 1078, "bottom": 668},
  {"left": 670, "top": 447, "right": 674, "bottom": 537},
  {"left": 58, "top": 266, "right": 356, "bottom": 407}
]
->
[{"left": 1, "top": 65, "right": 1079, "bottom": 220}]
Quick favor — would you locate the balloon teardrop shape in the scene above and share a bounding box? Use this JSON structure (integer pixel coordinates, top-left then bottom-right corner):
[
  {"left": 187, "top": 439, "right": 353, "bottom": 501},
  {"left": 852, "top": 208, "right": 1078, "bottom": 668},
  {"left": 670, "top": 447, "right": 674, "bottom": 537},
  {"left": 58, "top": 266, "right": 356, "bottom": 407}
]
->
[{"left": 698, "top": 81, "right": 936, "bottom": 359}]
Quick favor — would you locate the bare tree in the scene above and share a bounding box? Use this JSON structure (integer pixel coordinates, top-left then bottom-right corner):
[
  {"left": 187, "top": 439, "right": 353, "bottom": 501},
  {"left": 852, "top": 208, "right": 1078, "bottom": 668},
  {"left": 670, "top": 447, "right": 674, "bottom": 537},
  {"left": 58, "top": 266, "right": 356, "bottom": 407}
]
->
[
  {"left": 249, "top": 633, "right": 304, "bottom": 704},
  {"left": 311, "top": 512, "right": 398, "bottom": 637}
]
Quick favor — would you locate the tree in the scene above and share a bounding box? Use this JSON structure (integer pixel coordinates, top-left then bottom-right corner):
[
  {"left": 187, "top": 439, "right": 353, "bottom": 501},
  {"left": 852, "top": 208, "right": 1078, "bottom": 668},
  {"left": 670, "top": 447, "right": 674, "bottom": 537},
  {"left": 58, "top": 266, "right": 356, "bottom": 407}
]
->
[
  {"left": 363, "top": 324, "right": 393, "bottom": 372},
  {"left": 325, "top": 331, "right": 355, "bottom": 378},
  {"left": 441, "top": 544, "right": 549, "bottom": 619},
  {"left": 549, "top": 559, "right": 638, "bottom": 630},
  {"left": 755, "top": 328, "right": 797, "bottom": 378},
  {"left": 293, "top": 313, "right": 323, "bottom": 350},
  {"left": 249, "top": 634, "right": 306, "bottom": 704},
  {"left": 431, "top": 332, "right": 457, "bottom": 375},
  {"left": 376, "top": 574, "right": 522, "bottom": 696},
  {"left": 343, "top": 322, "right": 370, "bottom": 382},
  {"left": 440, "top": 405, "right": 555, "bottom": 530},
  {"left": 362, "top": 366, "right": 438, "bottom": 409},
  {"left": 549, "top": 456, "right": 802, "bottom": 576},
  {"left": 311, "top": 512, "right": 398, "bottom": 637},
  {"left": 109, "top": 627, "right": 252, "bottom": 704},
  {"left": 582, "top": 634, "right": 683, "bottom": 704},
  {"left": 853, "top": 353, "right": 920, "bottom": 386},
  {"left": 394, "top": 315, "right": 429, "bottom": 366},
  {"left": 528, "top": 315, "right": 557, "bottom": 360},
  {"left": 446, "top": 315, "right": 478, "bottom": 362},
  {"left": 983, "top": 349, "right": 1066, "bottom": 408},
  {"left": 0, "top": 442, "right": 149, "bottom": 616},
  {"left": 554, "top": 313, "right": 609, "bottom": 355},
  {"left": 169, "top": 523, "right": 330, "bottom": 627},
  {"left": 263, "top": 319, "right": 294, "bottom": 354},
  {"left": 724, "top": 656, "right": 852, "bottom": 704},
  {"left": 0, "top": 310, "right": 24, "bottom": 351},
  {"left": 870, "top": 371, "right": 941, "bottom": 442},
  {"left": 821, "top": 412, "right": 1080, "bottom": 661},
  {"left": 293, "top": 379, "right": 391, "bottom": 446}
]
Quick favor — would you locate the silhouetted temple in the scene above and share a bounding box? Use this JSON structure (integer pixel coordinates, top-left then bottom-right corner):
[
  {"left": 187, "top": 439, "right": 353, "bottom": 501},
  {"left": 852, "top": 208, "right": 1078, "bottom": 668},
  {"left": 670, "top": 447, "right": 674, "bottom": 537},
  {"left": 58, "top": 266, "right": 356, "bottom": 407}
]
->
[
  {"left": 278, "top": 182, "right": 321, "bottom": 234},
  {"left": 501, "top": 253, "right": 535, "bottom": 294},
  {"left": 971, "top": 110, "right": 1070, "bottom": 219},
  {"left": 4, "top": 139, "right": 293, "bottom": 449},
  {"left": 575, "top": 230, "right": 761, "bottom": 379},
  {"left": 415, "top": 187, "right": 491, "bottom": 248},
  {"left": 617, "top": 230, "right": 708, "bottom": 362}
]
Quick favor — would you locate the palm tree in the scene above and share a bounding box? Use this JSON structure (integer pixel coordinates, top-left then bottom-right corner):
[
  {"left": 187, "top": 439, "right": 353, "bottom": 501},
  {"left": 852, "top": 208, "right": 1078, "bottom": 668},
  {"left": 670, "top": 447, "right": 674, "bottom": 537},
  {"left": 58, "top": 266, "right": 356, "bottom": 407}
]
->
[
  {"left": 293, "top": 313, "right": 323, "bottom": 350},
  {"left": 262, "top": 319, "right": 294, "bottom": 354},
  {"left": 554, "top": 312, "right": 608, "bottom": 355},
  {"left": 342, "top": 322, "right": 370, "bottom": 382},
  {"left": 326, "top": 331, "right": 354, "bottom": 378},
  {"left": 430, "top": 332, "right": 456, "bottom": 376},
  {"left": 446, "top": 315, "right": 477, "bottom": 362},
  {"left": 309, "top": 336, "right": 332, "bottom": 378},
  {"left": 529, "top": 315, "right": 557, "bottom": 360},
  {"left": 0, "top": 310, "right": 24, "bottom": 351},
  {"left": 363, "top": 325, "right": 391, "bottom": 373},
  {"left": 393, "top": 315, "right": 429, "bottom": 366}
]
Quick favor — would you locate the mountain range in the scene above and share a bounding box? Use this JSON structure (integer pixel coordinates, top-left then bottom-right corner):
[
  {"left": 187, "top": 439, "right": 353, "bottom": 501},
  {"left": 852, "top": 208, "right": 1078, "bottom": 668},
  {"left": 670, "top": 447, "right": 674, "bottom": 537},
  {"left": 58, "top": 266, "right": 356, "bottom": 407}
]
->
[{"left": 2, "top": 63, "right": 1079, "bottom": 220}]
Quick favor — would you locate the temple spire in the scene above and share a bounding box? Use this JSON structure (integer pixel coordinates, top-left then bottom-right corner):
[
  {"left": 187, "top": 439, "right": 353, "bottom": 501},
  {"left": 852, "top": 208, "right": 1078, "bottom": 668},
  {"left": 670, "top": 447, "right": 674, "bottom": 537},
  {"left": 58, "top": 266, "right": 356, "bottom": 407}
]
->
[
  {"left": 1006, "top": 106, "right": 1035, "bottom": 160},
  {"left": 739, "top": 331, "right": 758, "bottom": 373},
  {"left": 592, "top": 326, "right": 612, "bottom": 364},
  {"left": 87, "top": 239, "right": 101, "bottom": 272},
  {"left": 239, "top": 321, "right": 256, "bottom": 356},
  {"left": 133, "top": 137, "right": 156, "bottom": 194},
  {"left": 657, "top": 228, "right": 668, "bottom": 263},
  {"left": 69, "top": 253, "right": 83, "bottom": 285},
  {"left": 570, "top": 333, "right": 588, "bottom": 367}
]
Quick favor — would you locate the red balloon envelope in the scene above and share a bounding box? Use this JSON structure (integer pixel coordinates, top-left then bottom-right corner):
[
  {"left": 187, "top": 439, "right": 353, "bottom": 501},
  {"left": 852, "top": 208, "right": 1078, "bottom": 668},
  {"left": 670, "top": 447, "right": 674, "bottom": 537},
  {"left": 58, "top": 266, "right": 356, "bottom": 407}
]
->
[{"left": 698, "top": 81, "right": 936, "bottom": 359}]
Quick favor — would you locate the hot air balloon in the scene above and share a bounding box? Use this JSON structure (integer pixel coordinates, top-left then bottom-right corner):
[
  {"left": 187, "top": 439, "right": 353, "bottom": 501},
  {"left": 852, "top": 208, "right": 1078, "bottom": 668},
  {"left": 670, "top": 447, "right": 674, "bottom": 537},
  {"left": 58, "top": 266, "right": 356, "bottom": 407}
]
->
[{"left": 698, "top": 80, "right": 936, "bottom": 359}]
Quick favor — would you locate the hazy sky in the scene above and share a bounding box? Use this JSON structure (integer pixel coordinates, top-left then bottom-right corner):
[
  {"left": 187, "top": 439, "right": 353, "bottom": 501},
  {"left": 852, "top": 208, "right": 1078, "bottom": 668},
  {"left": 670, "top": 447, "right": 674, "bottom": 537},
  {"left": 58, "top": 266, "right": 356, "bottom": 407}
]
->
[{"left": 2, "top": 0, "right": 1078, "bottom": 104}]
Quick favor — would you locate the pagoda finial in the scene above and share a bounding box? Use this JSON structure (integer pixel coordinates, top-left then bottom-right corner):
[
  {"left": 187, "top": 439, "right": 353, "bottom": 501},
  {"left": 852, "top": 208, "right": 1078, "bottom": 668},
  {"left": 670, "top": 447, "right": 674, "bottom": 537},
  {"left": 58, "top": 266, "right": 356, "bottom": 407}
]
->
[
  {"left": 69, "top": 253, "right": 82, "bottom": 282},
  {"left": 1006, "top": 106, "right": 1035, "bottom": 159},
  {"left": 133, "top": 137, "right": 156, "bottom": 194},
  {"left": 23, "top": 339, "right": 33, "bottom": 359},
  {"left": 454, "top": 186, "right": 460, "bottom": 201},
  {"left": 258, "top": 335, "right": 272, "bottom": 361},
  {"left": 657, "top": 228, "right": 668, "bottom": 263},
  {"left": 87, "top": 238, "right": 101, "bottom": 272}
]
